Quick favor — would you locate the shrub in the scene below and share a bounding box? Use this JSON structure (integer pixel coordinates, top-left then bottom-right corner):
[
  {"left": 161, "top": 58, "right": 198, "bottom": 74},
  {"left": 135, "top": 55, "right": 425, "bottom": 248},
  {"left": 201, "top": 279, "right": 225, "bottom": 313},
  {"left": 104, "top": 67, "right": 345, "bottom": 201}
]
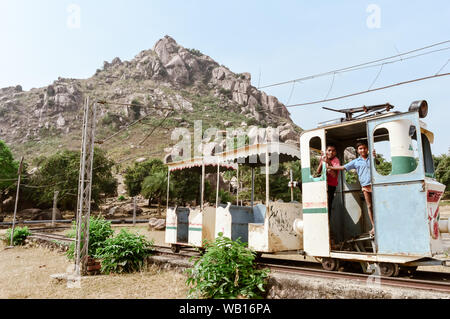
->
[
  {"left": 96, "top": 229, "right": 154, "bottom": 274},
  {"left": 3, "top": 226, "right": 31, "bottom": 246},
  {"left": 66, "top": 216, "right": 114, "bottom": 260},
  {"left": 118, "top": 195, "right": 126, "bottom": 201},
  {"left": 218, "top": 190, "right": 234, "bottom": 204},
  {"left": 185, "top": 234, "right": 270, "bottom": 299}
]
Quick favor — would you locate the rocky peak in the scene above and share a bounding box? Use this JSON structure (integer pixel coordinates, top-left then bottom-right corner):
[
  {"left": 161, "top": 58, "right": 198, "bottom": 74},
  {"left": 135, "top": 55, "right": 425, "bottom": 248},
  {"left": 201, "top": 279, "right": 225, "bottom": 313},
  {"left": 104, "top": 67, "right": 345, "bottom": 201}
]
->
[{"left": 0, "top": 35, "right": 300, "bottom": 160}]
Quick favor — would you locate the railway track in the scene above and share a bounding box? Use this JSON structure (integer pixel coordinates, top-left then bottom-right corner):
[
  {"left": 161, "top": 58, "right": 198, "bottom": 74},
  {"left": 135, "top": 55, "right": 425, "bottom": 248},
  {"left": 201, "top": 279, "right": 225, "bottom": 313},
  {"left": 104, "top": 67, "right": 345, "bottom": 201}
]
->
[
  {"left": 259, "top": 258, "right": 450, "bottom": 293},
  {"left": 152, "top": 246, "right": 450, "bottom": 293},
  {"left": 24, "top": 232, "right": 450, "bottom": 294}
]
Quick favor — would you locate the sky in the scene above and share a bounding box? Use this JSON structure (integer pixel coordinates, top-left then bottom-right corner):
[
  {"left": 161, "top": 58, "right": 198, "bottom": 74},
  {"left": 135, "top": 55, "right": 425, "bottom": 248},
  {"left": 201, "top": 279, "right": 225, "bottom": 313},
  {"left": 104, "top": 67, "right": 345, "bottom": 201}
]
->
[{"left": 0, "top": 0, "right": 449, "bottom": 154}]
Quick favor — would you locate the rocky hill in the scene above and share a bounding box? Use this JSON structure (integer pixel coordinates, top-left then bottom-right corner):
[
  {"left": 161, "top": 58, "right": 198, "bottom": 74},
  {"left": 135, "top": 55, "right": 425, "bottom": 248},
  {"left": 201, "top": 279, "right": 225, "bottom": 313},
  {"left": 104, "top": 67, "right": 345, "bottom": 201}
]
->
[{"left": 0, "top": 36, "right": 301, "bottom": 166}]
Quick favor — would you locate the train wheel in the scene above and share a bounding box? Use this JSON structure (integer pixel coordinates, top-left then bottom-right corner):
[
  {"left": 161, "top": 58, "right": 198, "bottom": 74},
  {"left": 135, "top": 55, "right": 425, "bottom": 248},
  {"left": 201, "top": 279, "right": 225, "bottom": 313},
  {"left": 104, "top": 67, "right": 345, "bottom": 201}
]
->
[
  {"left": 400, "top": 266, "right": 418, "bottom": 276},
  {"left": 379, "top": 263, "right": 400, "bottom": 277},
  {"left": 321, "top": 258, "right": 340, "bottom": 271},
  {"left": 171, "top": 244, "right": 180, "bottom": 253}
]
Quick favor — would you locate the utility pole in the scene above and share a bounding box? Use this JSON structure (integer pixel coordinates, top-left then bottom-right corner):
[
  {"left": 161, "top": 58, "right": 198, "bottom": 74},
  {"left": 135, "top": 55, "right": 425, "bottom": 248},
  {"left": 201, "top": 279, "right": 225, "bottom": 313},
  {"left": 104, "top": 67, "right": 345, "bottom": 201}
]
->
[
  {"left": 52, "top": 190, "right": 59, "bottom": 228},
  {"left": 9, "top": 157, "right": 24, "bottom": 247},
  {"left": 74, "top": 97, "right": 97, "bottom": 276},
  {"left": 290, "top": 169, "right": 294, "bottom": 202}
]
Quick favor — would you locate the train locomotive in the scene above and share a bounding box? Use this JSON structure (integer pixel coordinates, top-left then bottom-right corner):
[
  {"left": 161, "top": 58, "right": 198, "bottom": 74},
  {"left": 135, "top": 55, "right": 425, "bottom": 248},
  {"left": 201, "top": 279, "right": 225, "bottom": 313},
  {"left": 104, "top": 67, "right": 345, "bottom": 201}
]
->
[{"left": 164, "top": 100, "right": 450, "bottom": 277}]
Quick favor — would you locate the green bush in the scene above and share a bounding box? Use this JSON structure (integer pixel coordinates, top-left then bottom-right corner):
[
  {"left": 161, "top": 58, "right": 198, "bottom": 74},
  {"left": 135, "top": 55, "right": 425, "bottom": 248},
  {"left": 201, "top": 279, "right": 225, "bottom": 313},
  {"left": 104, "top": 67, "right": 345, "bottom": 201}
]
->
[
  {"left": 218, "top": 190, "right": 235, "bottom": 204},
  {"left": 3, "top": 226, "right": 31, "bottom": 246},
  {"left": 186, "top": 234, "right": 270, "bottom": 299},
  {"left": 118, "top": 195, "right": 126, "bottom": 201},
  {"left": 66, "top": 216, "right": 114, "bottom": 260},
  {"left": 96, "top": 229, "right": 154, "bottom": 274}
]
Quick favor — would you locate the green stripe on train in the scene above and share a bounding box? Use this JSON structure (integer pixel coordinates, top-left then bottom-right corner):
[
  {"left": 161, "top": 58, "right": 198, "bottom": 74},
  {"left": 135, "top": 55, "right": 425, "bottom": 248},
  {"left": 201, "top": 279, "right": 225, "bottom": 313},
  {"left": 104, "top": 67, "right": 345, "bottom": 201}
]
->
[
  {"left": 301, "top": 167, "right": 326, "bottom": 183},
  {"left": 391, "top": 156, "right": 418, "bottom": 175},
  {"left": 303, "top": 207, "right": 328, "bottom": 214},
  {"left": 188, "top": 227, "right": 202, "bottom": 232},
  {"left": 166, "top": 226, "right": 177, "bottom": 230}
]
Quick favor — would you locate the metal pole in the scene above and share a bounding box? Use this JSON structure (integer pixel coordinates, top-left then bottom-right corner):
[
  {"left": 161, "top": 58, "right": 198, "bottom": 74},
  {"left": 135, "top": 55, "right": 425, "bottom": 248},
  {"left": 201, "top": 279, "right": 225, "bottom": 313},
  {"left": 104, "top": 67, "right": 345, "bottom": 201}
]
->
[
  {"left": 75, "top": 97, "right": 89, "bottom": 274},
  {"left": 52, "top": 190, "right": 59, "bottom": 228},
  {"left": 251, "top": 167, "right": 255, "bottom": 208},
  {"left": 9, "top": 156, "right": 24, "bottom": 247}
]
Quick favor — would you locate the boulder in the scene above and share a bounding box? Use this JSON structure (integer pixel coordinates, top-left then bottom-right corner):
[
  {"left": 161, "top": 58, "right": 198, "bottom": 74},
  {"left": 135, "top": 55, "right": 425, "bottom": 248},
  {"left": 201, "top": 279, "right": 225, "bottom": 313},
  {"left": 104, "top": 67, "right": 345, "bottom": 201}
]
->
[
  {"left": 108, "top": 204, "right": 143, "bottom": 216},
  {"left": 279, "top": 129, "right": 298, "bottom": 142},
  {"left": 148, "top": 218, "right": 166, "bottom": 230},
  {"left": 32, "top": 208, "right": 63, "bottom": 221}
]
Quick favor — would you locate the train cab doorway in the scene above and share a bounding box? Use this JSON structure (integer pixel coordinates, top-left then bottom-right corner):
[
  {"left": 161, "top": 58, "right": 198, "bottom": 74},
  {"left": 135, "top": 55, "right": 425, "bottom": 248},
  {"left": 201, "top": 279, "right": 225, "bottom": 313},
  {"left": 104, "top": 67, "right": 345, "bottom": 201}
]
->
[{"left": 324, "top": 121, "right": 374, "bottom": 251}]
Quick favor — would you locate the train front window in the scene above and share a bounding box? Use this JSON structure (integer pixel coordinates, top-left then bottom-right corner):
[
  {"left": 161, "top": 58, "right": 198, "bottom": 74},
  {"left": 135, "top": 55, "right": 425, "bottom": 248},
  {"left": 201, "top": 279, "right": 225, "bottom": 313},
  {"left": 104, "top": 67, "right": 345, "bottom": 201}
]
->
[{"left": 372, "top": 119, "right": 419, "bottom": 177}]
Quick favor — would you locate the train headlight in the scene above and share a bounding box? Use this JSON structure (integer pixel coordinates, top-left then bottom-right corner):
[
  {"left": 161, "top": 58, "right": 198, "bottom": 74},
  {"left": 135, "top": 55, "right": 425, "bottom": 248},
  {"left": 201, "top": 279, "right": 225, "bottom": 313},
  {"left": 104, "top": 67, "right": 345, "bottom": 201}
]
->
[{"left": 409, "top": 100, "right": 428, "bottom": 118}]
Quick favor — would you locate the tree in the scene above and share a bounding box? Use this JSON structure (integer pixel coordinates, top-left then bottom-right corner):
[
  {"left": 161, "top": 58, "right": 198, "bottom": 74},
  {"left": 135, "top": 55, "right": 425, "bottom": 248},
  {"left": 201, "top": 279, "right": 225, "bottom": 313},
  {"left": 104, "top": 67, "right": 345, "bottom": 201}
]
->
[
  {"left": 374, "top": 153, "right": 392, "bottom": 176},
  {"left": 124, "top": 159, "right": 165, "bottom": 198},
  {"left": 26, "top": 148, "right": 117, "bottom": 210},
  {"left": 141, "top": 169, "right": 169, "bottom": 213},
  {"left": 435, "top": 154, "right": 450, "bottom": 191},
  {"left": 0, "top": 140, "right": 19, "bottom": 214}
]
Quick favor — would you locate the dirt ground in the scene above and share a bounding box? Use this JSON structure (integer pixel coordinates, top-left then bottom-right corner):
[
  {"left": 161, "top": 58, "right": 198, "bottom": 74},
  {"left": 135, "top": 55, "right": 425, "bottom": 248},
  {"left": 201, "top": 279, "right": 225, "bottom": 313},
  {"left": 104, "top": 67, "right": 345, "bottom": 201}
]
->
[{"left": 0, "top": 229, "right": 188, "bottom": 299}]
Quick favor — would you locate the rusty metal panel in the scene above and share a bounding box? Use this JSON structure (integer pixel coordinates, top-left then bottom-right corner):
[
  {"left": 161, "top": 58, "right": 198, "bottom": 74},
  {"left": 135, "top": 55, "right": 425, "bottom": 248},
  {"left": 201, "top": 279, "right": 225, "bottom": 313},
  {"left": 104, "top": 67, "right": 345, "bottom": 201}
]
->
[
  {"left": 249, "top": 202, "right": 303, "bottom": 253},
  {"left": 188, "top": 207, "right": 216, "bottom": 247},
  {"left": 426, "top": 178, "right": 446, "bottom": 255}
]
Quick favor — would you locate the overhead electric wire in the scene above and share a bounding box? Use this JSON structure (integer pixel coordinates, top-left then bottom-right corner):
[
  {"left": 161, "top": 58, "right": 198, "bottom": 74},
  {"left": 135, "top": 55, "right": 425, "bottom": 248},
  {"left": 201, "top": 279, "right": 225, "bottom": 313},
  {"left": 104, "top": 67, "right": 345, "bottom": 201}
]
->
[
  {"left": 139, "top": 110, "right": 173, "bottom": 145},
  {"left": 258, "top": 40, "right": 450, "bottom": 89},
  {"left": 96, "top": 100, "right": 176, "bottom": 145},
  {"left": 284, "top": 72, "right": 450, "bottom": 108}
]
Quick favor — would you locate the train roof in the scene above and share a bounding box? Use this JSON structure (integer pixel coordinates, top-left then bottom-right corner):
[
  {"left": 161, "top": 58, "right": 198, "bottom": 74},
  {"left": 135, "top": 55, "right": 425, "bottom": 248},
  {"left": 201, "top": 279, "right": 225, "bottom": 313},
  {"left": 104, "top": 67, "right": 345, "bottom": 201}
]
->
[
  {"left": 215, "top": 142, "right": 301, "bottom": 166},
  {"left": 302, "top": 111, "right": 434, "bottom": 143},
  {"left": 166, "top": 156, "right": 238, "bottom": 172}
]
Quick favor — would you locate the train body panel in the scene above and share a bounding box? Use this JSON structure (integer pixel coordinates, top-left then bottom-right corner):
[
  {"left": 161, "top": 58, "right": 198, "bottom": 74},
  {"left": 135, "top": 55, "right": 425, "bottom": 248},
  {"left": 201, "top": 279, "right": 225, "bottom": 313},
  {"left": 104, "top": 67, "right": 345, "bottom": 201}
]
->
[
  {"left": 165, "top": 207, "right": 189, "bottom": 245},
  {"left": 249, "top": 202, "right": 303, "bottom": 253},
  {"left": 372, "top": 182, "right": 430, "bottom": 256},
  {"left": 188, "top": 206, "right": 216, "bottom": 247}
]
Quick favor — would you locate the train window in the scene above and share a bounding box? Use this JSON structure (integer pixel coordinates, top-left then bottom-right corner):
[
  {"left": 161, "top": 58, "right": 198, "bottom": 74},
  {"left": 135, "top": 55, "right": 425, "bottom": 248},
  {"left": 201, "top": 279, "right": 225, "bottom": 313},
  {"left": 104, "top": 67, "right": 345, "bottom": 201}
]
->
[
  {"left": 373, "top": 120, "right": 419, "bottom": 176},
  {"left": 309, "top": 136, "right": 323, "bottom": 177},
  {"left": 373, "top": 127, "right": 392, "bottom": 176},
  {"left": 343, "top": 146, "right": 359, "bottom": 184}
]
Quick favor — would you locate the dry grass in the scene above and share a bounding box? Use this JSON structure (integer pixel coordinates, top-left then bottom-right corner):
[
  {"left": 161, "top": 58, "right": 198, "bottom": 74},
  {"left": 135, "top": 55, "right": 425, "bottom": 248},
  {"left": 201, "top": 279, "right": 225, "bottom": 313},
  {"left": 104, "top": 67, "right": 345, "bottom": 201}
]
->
[{"left": 0, "top": 241, "right": 188, "bottom": 299}]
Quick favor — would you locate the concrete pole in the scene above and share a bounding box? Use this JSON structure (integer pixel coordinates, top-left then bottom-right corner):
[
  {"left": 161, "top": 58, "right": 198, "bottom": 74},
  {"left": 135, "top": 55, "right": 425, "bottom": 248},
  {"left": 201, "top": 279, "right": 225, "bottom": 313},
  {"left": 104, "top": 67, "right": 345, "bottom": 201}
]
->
[
  {"left": 166, "top": 168, "right": 170, "bottom": 211},
  {"left": 52, "top": 190, "right": 59, "bottom": 228},
  {"left": 236, "top": 165, "right": 239, "bottom": 206},
  {"left": 251, "top": 167, "right": 255, "bottom": 208},
  {"left": 9, "top": 156, "right": 24, "bottom": 247},
  {"left": 290, "top": 169, "right": 294, "bottom": 202},
  {"left": 265, "top": 149, "right": 269, "bottom": 206},
  {"left": 201, "top": 161, "right": 205, "bottom": 211},
  {"left": 216, "top": 161, "right": 220, "bottom": 208},
  {"left": 132, "top": 196, "right": 136, "bottom": 226}
]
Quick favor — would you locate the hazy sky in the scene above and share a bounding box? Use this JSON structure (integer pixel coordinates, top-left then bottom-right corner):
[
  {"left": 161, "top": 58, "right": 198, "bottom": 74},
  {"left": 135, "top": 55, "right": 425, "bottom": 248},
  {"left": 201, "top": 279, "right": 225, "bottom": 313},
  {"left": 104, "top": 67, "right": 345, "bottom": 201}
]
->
[{"left": 0, "top": 0, "right": 449, "bottom": 154}]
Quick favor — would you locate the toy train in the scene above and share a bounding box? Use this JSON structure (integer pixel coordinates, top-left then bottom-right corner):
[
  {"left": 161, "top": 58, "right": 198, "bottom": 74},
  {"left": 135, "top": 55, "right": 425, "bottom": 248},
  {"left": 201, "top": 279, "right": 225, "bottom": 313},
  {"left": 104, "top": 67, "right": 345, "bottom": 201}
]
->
[{"left": 164, "top": 100, "right": 450, "bottom": 277}]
